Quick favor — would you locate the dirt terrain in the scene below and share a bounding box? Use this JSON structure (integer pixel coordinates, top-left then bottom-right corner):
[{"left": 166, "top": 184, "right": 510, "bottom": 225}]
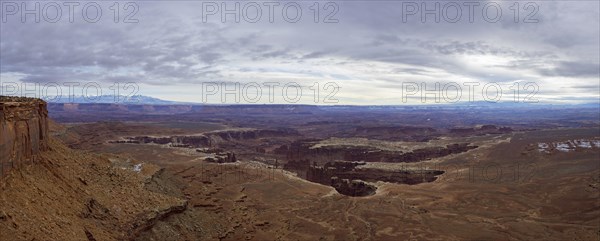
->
[
  {"left": 1, "top": 100, "right": 599, "bottom": 240},
  {"left": 99, "top": 129, "right": 600, "bottom": 241}
]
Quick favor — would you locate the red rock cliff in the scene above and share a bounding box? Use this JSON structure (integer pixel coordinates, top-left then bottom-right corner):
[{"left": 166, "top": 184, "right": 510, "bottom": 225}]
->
[{"left": 0, "top": 96, "right": 49, "bottom": 177}]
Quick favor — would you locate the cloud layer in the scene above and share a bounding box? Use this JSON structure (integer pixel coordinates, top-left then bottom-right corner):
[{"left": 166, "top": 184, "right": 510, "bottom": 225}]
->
[{"left": 1, "top": 1, "right": 598, "bottom": 104}]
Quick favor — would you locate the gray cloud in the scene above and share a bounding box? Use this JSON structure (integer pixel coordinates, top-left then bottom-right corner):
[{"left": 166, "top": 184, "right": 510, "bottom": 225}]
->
[
  {"left": 0, "top": 1, "right": 598, "bottom": 104},
  {"left": 539, "top": 61, "right": 600, "bottom": 77}
]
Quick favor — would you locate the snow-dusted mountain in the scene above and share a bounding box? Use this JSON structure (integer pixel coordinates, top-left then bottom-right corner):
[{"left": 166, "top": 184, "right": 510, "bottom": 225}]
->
[{"left": 44, "top": 95, "right": 189, "bottom": 105}]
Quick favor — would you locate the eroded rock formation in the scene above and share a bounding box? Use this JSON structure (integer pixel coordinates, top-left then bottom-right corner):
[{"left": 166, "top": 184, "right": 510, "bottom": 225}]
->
[
  {"left": 284, "top": 160, "right": 444, "bottom": 196},
  {"left": 116, "top": 128, "right": 299, "bottom": 148},
  {"left": 0, "top": 96, "right": 49, "bottom": 176},
  {"left": 330, "top": 178, "right": 377, "bottom": 197},
  {"left": 0, "top": 97, "right": 190, "bottom": 240},
  {"left": 204, "top": 152, "right": 237, "bottom": 163},
  {"left": 449, "top": 125, "right": 513, "bottom": 136},
  {"left": 277, "top": 140, "right": 477, "bottom": 163},
  {"left": 354, "top": 125, "right": 438, "bottom": 141}
]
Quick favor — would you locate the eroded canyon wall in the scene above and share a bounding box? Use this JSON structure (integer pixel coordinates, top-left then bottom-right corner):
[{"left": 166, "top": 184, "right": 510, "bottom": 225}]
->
[{"left": 0, "top": 97, "right": 49, "bottom": 177}]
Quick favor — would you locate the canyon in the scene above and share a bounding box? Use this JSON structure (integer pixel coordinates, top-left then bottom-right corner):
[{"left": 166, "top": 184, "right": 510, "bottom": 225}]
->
[{"left": 1, "top": 98, "right": 599, "bottom": 241}]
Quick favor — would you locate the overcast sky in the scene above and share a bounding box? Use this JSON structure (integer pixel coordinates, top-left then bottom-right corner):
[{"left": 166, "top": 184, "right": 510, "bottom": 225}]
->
[{"left": 1, "top": 1, "right": 599, "bottom": 104}]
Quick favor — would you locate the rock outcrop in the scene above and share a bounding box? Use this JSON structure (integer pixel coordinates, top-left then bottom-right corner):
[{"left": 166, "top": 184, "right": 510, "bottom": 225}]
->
[
  {"left": 353, "top": 125, "right": 438, "bottom": 141},
  {"left": 330, "top": 178, "right": 377, "bottom": 197},
  {"left": 115, "top": 128, "right": 299, "bottom": 148},
  {"left": 0, "top": 136, "right": 188, "bottom": 241},
  {"left": 284, "top": 160, "right": 444, "bottom": 196},
  {"left": 203, "top": 152, "right": 237, "bottom": 163},
  {"left": 0, "top": 96, "right": 49, "bottom": 177},
  {"left": 277, "top": 140, "right": 477, "bottom": 163},
  {"left": 1, "top": 97, "right": 191, "bottom": 240},
  {"left": 449, "top": 125, "right": 513, "bottom": 136}
]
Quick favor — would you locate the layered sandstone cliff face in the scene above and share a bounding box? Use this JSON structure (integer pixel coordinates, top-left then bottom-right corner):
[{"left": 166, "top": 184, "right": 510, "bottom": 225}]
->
[
  {"left": 0, "top": 96, "right": 49, "bottom": 176},
  {"left": 0, "top": 97, "right": 188, "bottom": 240}
]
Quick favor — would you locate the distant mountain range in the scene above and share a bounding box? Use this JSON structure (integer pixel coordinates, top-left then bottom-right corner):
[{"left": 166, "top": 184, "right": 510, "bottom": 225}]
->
[
  {"left": 451, "top": 100, "right": 600, "bottom": 109},
  {"left": 39, "top": 95, "right": 600, "bottom": 108},
  {"left": 44, "top": 95, "right": 190, "bottom": 105}
]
